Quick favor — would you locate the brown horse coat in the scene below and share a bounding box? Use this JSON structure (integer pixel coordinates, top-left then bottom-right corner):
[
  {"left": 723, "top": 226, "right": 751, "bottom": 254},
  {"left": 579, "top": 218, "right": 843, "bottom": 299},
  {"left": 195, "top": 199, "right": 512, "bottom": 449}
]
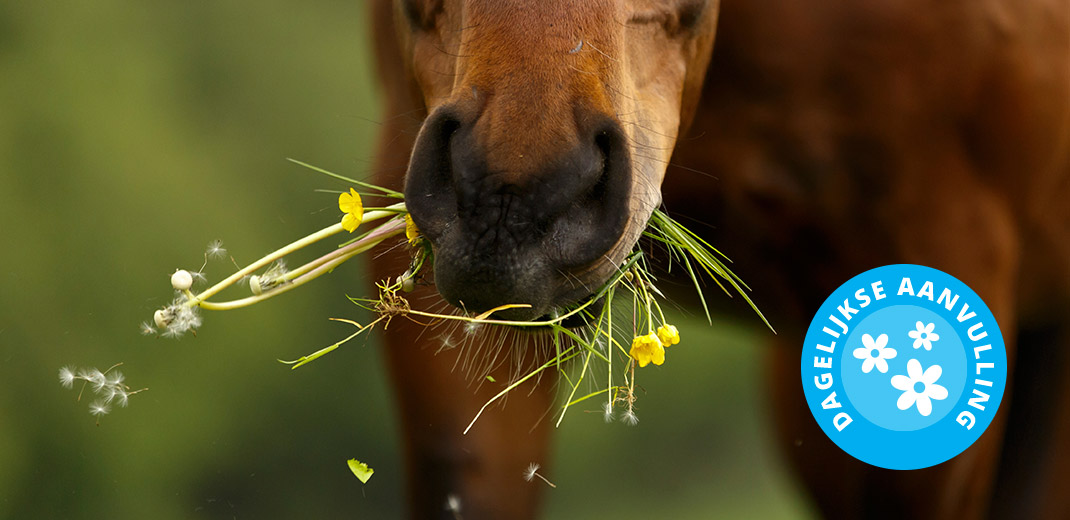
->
[{"left": 369, "top": 0, "right": 1070, "bottom": 518}]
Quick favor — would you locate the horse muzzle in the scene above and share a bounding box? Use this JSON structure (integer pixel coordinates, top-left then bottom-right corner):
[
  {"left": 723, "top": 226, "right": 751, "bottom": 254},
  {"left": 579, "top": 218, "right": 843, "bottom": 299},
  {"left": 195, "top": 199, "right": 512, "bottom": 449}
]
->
[{"left": 404, "top": 103, "right": 633, "bottom": 320}]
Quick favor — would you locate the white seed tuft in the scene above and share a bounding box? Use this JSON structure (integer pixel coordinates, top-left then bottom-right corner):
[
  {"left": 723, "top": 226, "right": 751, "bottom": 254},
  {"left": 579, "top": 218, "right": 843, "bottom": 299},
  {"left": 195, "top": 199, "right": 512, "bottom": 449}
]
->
[
  {"left": 58, "top": 366, "right": 76, "bottom": 388},
  {"left": 523, "top": 463, "right": 540, "bottom": 482}
]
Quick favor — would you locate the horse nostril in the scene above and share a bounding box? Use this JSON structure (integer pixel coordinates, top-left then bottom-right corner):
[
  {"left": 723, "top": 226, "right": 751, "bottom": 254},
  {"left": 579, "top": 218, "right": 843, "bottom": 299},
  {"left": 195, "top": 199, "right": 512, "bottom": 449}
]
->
[
  {"left": 547, "top": 119, "right": 632, "bottom": 270},
  {"left": 404, "top": 109, "right": 462, "bottom": 242}
]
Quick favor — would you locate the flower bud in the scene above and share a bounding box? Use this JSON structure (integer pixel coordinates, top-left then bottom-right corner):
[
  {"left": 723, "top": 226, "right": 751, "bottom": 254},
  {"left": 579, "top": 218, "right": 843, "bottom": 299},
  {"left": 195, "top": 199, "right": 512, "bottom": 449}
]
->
[
  {"left": 171, "top": 269, "right": 193, "bottom": 291},
  {"left": 400, "top": 269, "right": 415, "bottom": 292},
  {"left": 249, "top": 275, "right": 263, "bottom": 295},
  {"left": 153, "top": 309, "right": 171, "bottom": 329}
]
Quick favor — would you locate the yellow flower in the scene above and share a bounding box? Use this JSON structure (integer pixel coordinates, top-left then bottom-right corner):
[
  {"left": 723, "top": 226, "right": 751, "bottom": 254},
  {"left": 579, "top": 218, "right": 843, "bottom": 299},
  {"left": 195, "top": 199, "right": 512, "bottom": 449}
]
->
[
  {"left": 338, "top": 188, "right": 363, "bottom": 233},
  {"left": 657, "top": 324, "right": 680, "bottom": 347},
  {"left": 404, "top": 214, "right": 420, "bottom": 246},
  {"left": 629, "top": 332, "right": 665, "bottom": 368}
]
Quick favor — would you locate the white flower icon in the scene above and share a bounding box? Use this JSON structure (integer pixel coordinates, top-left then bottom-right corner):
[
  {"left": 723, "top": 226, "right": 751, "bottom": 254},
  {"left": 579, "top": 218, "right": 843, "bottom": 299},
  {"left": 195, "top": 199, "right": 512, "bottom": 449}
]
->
[
  {"left": 852, "top": 333, "right": 897, "bottom": 373},
  {"left": 908, "top": 321, "right": 940, "bottom": 350},
  {"left": 891, "top": 359, "right": 948, "bottom": 416}
]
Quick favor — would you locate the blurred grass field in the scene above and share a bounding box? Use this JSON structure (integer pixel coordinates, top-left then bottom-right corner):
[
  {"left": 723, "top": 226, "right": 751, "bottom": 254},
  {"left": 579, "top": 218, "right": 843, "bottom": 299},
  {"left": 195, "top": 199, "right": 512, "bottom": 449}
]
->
[{"left": 0, "top": 3, "right": 814, "bottom": 518}]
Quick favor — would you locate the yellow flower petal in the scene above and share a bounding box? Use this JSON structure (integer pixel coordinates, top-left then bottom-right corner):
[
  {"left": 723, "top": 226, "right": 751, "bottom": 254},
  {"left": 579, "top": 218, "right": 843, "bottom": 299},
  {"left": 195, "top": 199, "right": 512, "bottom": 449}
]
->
[
  {"left": 341, "top": 212, "right": 361, "bottom": 233},
  {"left": 651, "top": 341, "right": 665, "bottom": 366},
  {"left": 338, "top": 188, "right": 363, "bottom": 233},
  {"left": 629, "top": 332, "right": 664, "bottom": 368},
  {"left": 657, "top": 324, "right": 680, "bottom": 347},
  {"left": 338, "top": 188, "right": 363, "bottom": 214},
  {"left": 405, "top": 214, "right": 420, "bottom": 246}
]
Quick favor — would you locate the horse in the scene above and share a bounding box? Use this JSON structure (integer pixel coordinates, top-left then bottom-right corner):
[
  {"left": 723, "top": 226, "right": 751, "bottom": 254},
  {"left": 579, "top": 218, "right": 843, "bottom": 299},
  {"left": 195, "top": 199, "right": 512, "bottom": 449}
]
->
[{"left": 367, "top": 0, "right": 1070, "bottom": 518}]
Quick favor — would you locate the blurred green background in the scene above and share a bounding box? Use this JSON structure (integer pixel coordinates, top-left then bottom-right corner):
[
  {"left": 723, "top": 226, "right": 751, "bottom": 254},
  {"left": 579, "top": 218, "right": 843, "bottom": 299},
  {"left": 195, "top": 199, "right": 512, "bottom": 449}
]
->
[{"left": 0, "top": 3, "right": 814, "bottom": 518}]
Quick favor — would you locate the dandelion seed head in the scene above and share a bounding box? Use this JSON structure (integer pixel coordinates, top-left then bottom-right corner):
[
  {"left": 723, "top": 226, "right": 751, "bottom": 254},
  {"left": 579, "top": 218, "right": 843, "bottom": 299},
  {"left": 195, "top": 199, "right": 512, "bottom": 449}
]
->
[
  {"left": 171, "top": 269, "right": 193, "bottom": 291},
  {"left": 523, "top": 463, "right": 540, "bottom": 482},
  {"left": 190, "top": 270, "right": 207, "bottom": 284},
  {"left": 464, "top": 322, "right": 480, "bottom": 336},
  {"left": 106, "top": 370, "right": 124, "bottom": 386},
  {"left": 622, "top": 409, "right": 639, "bottom": 426},
  {"left": 89, "top": 400, "right": 111, "bottom": 417},
  {"left": 205, "top": 239, "right": 227, "bottom": 259},
  {"left": 58, "top": 366, "right": 76, "bottom": 388}
]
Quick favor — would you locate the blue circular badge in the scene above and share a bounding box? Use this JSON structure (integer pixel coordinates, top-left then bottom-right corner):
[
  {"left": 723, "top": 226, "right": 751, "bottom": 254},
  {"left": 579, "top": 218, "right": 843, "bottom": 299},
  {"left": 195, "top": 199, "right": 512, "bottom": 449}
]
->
[{"left": 801, "top": 264, "right": 1007, "bottom": 470}]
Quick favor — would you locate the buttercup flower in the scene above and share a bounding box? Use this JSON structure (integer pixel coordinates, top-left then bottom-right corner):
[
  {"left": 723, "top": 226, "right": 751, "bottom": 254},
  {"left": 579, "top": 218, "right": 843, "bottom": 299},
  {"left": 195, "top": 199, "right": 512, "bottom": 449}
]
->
[
  {"left": 908, "top": 321, "right": 940, "bottom": 350},
  {"left": 338, "top": 188, "right": 363, "bottom": 232},
  {"left": 629, "top": 331, "right": 665, "bottom": 367},
  {"left": 891, "top": 358, "right": 948, "bottom": 416},
  {"left": 656, "top": 324, "right": 680, "bottom": 347},
  {"left": 852, "top": 333, "right": 897, "bottom": 373},
  {"left": 405, "top": 214, "right": 420, "bottom": 246}
]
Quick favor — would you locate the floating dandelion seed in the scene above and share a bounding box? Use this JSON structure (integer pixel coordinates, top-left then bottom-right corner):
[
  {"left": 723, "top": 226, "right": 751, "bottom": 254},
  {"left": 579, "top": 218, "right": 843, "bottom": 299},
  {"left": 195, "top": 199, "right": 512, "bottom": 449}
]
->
[
  {"left": 58, "top": 367, "right": 75, "bottom": 389},
  {"left": 139, "top": 321, "right": 156, "bottom": 336},
  {"left": 522, "top": 463, "right": 557, "bottom": 488},
  {"left": 523, "top": 463, "right": 540, "bottom": 482},
  {"left": 464, "top": 322, "right": 480, "bottom": 336},
  {"left": 622, "top": 409, "right": 639, "bottom": 426},
  {"left": 206, "top": 239, "right": 227, "bottom": 259},
  {"left": 89, "top": 400, "right": 110, "bottom": 417},
  {"left": 105, "top": 370, "right": 124, "bottom": 386},
  {"left": 88, "top": 370, "right": 107, "bottom": 392},
  {"left": 59, "top": 363, "right": 147, "bottom": 422}
]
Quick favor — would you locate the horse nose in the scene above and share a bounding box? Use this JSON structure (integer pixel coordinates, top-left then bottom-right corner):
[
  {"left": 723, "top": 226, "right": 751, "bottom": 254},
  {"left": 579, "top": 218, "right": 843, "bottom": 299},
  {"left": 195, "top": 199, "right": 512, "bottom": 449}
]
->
[{"left": 404, "top": 105, "right": 632, "bottom": 316}]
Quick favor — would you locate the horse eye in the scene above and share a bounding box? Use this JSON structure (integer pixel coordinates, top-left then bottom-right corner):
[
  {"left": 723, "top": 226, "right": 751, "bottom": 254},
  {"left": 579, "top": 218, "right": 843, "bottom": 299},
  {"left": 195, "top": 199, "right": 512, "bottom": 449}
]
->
[
  {"left": 628, "top": 0, "right": 708, "bottom": 35},
  {"left": 676, "top": 0, "right": 707, "bottom": 30},
  {"left": 401, "top": 0, "right": 442, "bottom": 31}
]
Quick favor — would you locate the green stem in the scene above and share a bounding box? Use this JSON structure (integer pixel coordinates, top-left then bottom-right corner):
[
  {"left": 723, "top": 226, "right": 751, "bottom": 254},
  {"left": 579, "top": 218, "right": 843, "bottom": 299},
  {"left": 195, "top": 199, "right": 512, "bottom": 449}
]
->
[
  {"left": 464, "top": 346, "right": 582, "bottom": 435},
  {"left": 186, "top": 204, "right": 404, "bottom": 308},
  {"left": 197, "top": 218, "right": 405, "bottom": 311},
  {"left": 556, "top": 349, "right": 593, "bottom": 427}
]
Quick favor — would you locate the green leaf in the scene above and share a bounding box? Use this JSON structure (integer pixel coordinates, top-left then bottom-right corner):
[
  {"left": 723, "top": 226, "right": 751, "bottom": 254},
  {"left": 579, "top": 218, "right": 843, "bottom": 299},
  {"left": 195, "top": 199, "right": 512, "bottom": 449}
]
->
[
  {"left": 277, "top": 344, "right": 340, "bottom": 369},
  {"left": 347, "top": 459, "right": 374, "bottom": 484}
]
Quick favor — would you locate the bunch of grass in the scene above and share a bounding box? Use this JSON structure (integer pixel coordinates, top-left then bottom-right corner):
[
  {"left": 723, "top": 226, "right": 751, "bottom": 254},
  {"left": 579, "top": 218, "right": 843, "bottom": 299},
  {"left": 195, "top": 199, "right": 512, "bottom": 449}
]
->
[{"left": 143, "top": 161, "right": 769, "bottom": 431}]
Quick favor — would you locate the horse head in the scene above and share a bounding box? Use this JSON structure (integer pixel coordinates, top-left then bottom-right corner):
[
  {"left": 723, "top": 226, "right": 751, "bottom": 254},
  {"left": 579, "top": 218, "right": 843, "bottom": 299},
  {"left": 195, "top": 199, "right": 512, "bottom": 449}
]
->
[{"left": 398, "top": 0, "right": 718, "bottom": 319}]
